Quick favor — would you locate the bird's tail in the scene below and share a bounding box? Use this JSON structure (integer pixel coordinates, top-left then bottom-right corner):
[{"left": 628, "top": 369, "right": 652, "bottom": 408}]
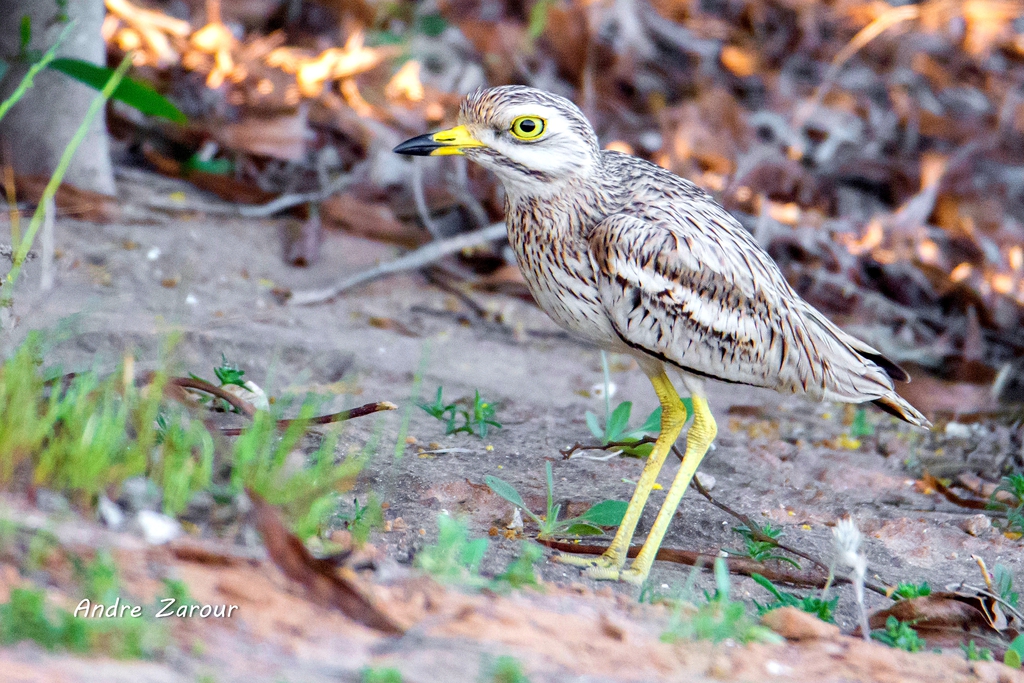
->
[{"left": 871, "top": 394, "right": 931, "bottom": 429}]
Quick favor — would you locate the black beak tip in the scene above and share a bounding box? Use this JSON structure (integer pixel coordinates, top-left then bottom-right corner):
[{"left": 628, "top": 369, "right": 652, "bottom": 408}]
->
[{"left": 393, "top": 134, "right": 439, "bottom": 156}]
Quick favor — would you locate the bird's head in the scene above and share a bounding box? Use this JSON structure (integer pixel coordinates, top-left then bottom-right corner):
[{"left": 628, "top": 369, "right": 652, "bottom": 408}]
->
[{"left": 394, "top": 86, "right": 600, "bottom": 197}]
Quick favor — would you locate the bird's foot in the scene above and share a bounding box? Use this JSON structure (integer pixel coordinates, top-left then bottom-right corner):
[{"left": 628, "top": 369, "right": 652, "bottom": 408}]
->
[
  {"left": 552, "top": 551, "right": 625, "bottom": 581},
  {"left": 618, "top": 566, "right": 649, "bottom": 586}
]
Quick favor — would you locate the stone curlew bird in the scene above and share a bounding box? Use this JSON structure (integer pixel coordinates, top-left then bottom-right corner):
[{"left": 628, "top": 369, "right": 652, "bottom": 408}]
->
[{"left": 395, "top": 86, "right": 929, "bottom": 585}]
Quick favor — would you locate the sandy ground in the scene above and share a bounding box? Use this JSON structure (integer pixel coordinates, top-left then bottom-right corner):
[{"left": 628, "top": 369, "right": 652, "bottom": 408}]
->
[{"left": 2, "top": 169, "right": 1023, "bottom": 682}]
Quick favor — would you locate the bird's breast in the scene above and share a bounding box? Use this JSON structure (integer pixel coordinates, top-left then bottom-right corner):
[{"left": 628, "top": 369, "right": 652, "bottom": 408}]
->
[{"left": 505, "top": 207, "right": 621, "bottom": 348}]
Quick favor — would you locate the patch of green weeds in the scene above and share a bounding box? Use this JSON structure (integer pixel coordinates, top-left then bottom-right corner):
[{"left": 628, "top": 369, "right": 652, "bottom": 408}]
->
[
  {"left": 415, "top": 515, "right": 544, "bottom": 592},
  {"left": 1005, "top": 634, "right": 1024, "bottom": 668},
  {"left": 871, "top": 616, "right": 926, "bottom": 652},
  {"left": 0, "top": 334, "right": 212, "bottom": 512},
  {"left": 724, "top": 521, "right": 800, "bottom": 568},
  {"left": 361, "top": 666, "right": 403, "bottom": 683},
  {"left": 415, "top": 513, "right": 491, "bottom": 588},
  {"left": 0, "top": 332, "right": 366, "bottom": 540},
  {"left": 419, "top": 387, "right": 501, "bottom": 438},
  {"left": 231, "top": 404, "right": 362, "bottom": 539},
  {"left": 336, "top": 494, "right": 385, "bottom": 546},
  {"left": 961, "top": 640, "right": 993, "bottom": 662},
  {"left": 661, "top": 558, "right": 782, "bottom": 645},
  {"left": 0, "top": 587, "right": 151, "bottom": 658},
  {"left": 892, "top": 581, "right": 931, "bottom": 600},
  {"left": 485, "top": 462, "right": 626, "bottom": 539},
  {"left": 750, "top": 573, "right": 837, "bottom": 622},
  {"left": 482, "top": 654, "right": 531, "bottom": 683}
]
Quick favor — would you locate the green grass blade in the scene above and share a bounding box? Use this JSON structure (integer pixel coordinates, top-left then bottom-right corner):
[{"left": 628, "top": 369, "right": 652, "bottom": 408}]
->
[
  {"left": 0, "top": 22, "right": 73, "bottom": 124},
  {"left": 4, "top": 53, "right": 132, "bottom": 300}
]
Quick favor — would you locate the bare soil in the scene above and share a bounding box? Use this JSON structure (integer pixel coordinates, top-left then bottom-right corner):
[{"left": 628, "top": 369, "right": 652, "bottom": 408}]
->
[{"left": 2, "top": 170, "right": 1023, "bottom": 682}]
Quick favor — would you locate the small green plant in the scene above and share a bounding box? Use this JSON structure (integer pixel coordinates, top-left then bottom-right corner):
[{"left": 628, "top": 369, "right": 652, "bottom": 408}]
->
[
  {"left": 892, "top": 581, "right": 931, "bottom": 600},
  {"left": 415, "top": 514, "right": 490, "bottom": 588},
  {"left": 336, "top": 494, "right": 385, "bottom": 546},
  {"left": 189, "top": 355, "right": 250, "bottom": 412},
  {"left": 1005, "top": 634, "right": 1024, "bottom": 668},
  {"left": 482, "top": 655, "right": 531, "bottom": 683},
  {"left": 750, "top": 574, "right": 837, "bottom": 622},
  {"left": 724, "top": 521, "right": 800, "bottom": 568},
  {"left": 361, "top": 666, "right": 403, "bottom": 683},
  {"left": 485, "top": 462, "right": 626, "bottom": 539},
  {"left": 961, "top": 640, "right": 993, "bottom": 662},
  {"left": 419, "top": 387, "right": 502, "bottom": 438},
  {"left": 493, "top": 542, "right": 544, "bottom": 590},
  {"left": 994, "top": 563, "right": 1019, "bottom": 608},
  {"left": 74, "top": 550, "right": 120, "bottom": 605},
  {"left": 159, "top": 578, "right": 196, "bottom": 608},
  {"left": 849, "top": 407, "right": 874, "bottom": 438},
  {"left": 585, "top": 400, "right": 662, "bottom": 456},
  {"left": 661, "top": 558, "right": 782, "bottom": 645},
  {"left": 872, "top": 616, "right": 926, "bottom": 652}
]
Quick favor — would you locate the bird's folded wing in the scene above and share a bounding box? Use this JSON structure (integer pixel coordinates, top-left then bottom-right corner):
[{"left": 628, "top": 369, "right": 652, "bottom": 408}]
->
[{"left": 587, "top": 211, "right": 898, "bottom": 401}]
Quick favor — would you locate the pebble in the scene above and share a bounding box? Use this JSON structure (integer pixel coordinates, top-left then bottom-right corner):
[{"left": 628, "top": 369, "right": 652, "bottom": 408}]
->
[
  {"left": 959, "top": 514, "right": 991, "bottom": 537},
  {"left": 136, "top": 510, "right": 182, "bottom": 545}
]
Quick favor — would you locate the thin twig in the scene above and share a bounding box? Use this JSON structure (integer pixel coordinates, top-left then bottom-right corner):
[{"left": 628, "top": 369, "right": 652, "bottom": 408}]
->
[
  {"left": 288, "top": 222, "right": 507, "bottom": 306},
  {"left": 411, "top": 157, "right": 443, "bottom": 239},
  {"left": 541, "top": 539, "right": 854, "bottom": 590},
  {"left": 169, "top": 376, "right": 257, "bottom": 416},
  {"left": 219, "top": 401, "right": 396, "bottom": 436},
  {"left": 236, "top": 171, "right": 356, "bottom": 219},
  {"left": 688, "top": 464, "right": 830, "bottom": 575},
  {"left": 559, "top": 436, "right": 657, "bottom": 459}
]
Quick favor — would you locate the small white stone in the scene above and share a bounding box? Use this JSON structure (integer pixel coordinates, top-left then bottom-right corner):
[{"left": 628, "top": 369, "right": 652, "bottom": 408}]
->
[
  {"left": 146, "top": 247, "right": 161, "bottom": 261},
  {"left": 137, "top": 510, "right": 181, "bottom": 545},
  {"left": 944, "top": 421, "right": 972, "bottom": 439},
  {"left": 590, "top": 381, "right": 617, "bottom": 400},
  {"left": 185, "top": 293, "right": 198, "bottom": 305},
  {"left": 508, "top": 508, "right": 523, "bottom": 532},
  {"left": 97, "top": 495, "right": 124, "bottom": 530}
]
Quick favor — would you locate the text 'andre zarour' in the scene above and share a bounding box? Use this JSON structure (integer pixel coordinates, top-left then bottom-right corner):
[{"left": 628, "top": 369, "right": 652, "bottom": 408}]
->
[{"left": 74, "top": 597, "right": 239, "bottom": 619}]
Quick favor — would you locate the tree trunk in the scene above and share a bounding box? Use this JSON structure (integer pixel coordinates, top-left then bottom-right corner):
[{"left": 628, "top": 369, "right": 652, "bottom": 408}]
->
[{"left": 0, "top": 0, "right": 115, "bottom": 196}]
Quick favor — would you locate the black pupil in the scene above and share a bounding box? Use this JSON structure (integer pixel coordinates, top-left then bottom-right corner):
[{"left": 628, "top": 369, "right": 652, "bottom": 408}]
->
[{"left": 519, "top": 119, "right": 536, "bottom": 133}]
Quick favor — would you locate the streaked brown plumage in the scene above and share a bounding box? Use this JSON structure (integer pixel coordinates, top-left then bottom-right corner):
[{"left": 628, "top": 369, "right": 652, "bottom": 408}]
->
[{"left": 395, "top": 85, "right": 930, "bottom": 585}]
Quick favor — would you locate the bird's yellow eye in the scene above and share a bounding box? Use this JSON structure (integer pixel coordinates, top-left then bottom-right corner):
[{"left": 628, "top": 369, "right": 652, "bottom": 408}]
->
[{"left": 509, "top": 116, "right": 546, "bottom": 140}]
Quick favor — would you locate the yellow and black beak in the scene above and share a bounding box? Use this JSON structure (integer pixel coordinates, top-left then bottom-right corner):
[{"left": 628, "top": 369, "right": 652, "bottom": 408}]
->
[{"left": 393, "top": 125, "right": 485, "bottom": 157}]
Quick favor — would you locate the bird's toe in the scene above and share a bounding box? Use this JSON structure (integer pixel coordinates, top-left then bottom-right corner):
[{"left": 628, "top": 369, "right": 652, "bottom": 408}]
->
[
  {"left": 583, "top": 564, "right": 621, "bottom": 581},
  {"left": 619, "top": 567, "right": 649, "bottom": 586}
]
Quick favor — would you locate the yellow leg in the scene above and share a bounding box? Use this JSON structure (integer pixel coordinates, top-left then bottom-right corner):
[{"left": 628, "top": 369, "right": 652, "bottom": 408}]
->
[
  {"left": 619, "top": 395, "right": 717, "bottom": 585},
  {"left": 552, "top": 371, "right": 688, "bottom": 580}
]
